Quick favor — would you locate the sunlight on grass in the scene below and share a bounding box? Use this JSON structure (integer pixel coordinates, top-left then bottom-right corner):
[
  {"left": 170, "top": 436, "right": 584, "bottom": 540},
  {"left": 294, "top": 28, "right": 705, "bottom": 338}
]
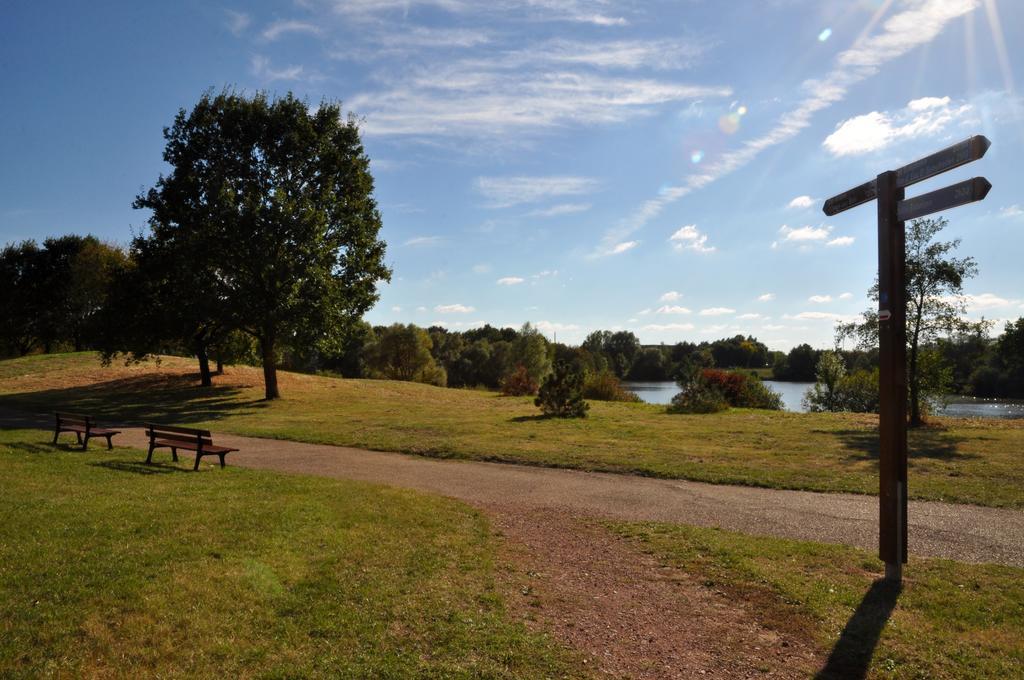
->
[
  {"left": 611, "top": 522, "right": 1024, "bottom": 678},
  {"left": 2, "top": 352, "right": 1023, "bottom": 507},
  {"left": 0, "top": 428, "right": 581, "bottom": 678}
]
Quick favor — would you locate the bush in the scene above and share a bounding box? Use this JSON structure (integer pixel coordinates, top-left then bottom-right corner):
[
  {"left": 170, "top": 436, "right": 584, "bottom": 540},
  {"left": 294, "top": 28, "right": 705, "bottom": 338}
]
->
[
  {"left": 501, "top": 364, "right": 539, "bottom": 396},
  {"left": 583, "top": 370, "right": 641, "bottom": 402},
  {"left": 667, "top": 382, "right": 729, "bottom": 414},
  {"left": 701, "top": 369, "right": 783, "bottom": 410},
  {"left": 804, "top": 368, "right": 879, "bottom": 413},
  {"left": 535, "top": 361, "right": 589, "bottom": 418}
]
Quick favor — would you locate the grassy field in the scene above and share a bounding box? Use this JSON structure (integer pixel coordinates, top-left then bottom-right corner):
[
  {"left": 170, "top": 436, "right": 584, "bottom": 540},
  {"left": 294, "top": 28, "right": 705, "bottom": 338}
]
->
[
  {"left": 1, "top": 352, "right": 1023, "bottom": 507},
  {"left": 611, "top": 522, "right": 1024, "bottom": 679},
  {"left": 0, "top": 428, "right": 581, "bottom": 678}
]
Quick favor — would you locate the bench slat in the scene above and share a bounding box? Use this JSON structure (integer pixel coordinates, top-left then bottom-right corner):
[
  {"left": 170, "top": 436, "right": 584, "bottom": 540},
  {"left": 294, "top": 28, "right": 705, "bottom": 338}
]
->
[{"left": 145, "top": 423, "right": 212, "bottom": 437}]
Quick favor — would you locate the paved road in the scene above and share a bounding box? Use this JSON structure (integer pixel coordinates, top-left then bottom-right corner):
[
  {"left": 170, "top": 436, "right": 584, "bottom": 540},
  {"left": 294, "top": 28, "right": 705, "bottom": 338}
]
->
[{"left": 6, "top": 408, "right": 1023, "bottom": 567}]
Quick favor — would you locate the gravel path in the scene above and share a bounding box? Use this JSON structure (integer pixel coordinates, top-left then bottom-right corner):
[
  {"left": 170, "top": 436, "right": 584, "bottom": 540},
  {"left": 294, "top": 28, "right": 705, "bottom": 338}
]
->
[{"left": 6, "top": 408, "right": 1023, "bottom": 567}]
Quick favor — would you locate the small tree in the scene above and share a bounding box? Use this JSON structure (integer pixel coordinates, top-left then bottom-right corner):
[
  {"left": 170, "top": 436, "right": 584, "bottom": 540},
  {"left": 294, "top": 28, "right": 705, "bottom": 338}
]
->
[
  {"left": 364, "top": 324, "right": 446, "bottom": 386},
  {"left": 535, "top": 361, "right": 589, "bottom": 418},
  {"left": 803, "top": 351, "right": 846, "bottom": 412},
  {"left": 838, "top": 217, "right": 981, "bottom": 426}
]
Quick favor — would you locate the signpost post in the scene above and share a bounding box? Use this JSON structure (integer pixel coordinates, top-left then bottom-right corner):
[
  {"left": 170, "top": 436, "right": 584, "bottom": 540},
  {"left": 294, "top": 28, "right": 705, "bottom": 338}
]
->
[{"left": 822, "top": 135, "right": 992, "bottom": 584}]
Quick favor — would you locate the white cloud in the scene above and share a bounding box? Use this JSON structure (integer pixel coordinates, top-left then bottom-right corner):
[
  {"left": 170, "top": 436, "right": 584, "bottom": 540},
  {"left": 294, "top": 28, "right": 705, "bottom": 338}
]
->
[
  {"left": 736, "top": 313, "right": 762, "bottom": 320},
  {"left": 472, "top": 263, "right": 492, "bottom": 274},
  {"left": 391, "top": 305, "right": 402, "bottom": 313},
  {"left": 434, "top": 303, "right": 475, "bottom": 314},
  {"left": 497, "top": 277, "right": 525, "bottom": 286},
  {"left": 758, "top": 293, "right": 775, "bottom": 302},
  {"left": 660, "top": 291, "right": 682, "bottom": 302},
  {"left": 262, "top": 20, "right": 322, "bottom": 41},
  {"left": 699, "top": 307, "right": 735, "bottom": 316},
  {"left": 594, "top": 0, "right": 979, "bottom": 253},
  {"left": 961, "top": 293, "right": 1021, "bottom": 311},
  {"left": 404, "top": 235, "right": 443, "bottom": 246},
  {"left": 637, "top": 308, "right": 652, "bottom": 316},
  {"left": 642, "top": 323, "right": 696, "bottom": 332},
  {"left": 668, "top": 224, "right": 716, "bottom": 253},
  {"left": 999, "top": 205, "right": 1024, "bottom": 220},
  {"left": 416, "top": 306, "right": 427, "bottom": 313},
  {"left": 656, "top": 305, "right": 692, "bottom": 315},
  {"left": 535, "top": 320, "right": 581, "bottom": 334},
  {"left": 809, "top": 295, "right": 833, "bottom": 303},
  {"left": 785, "top": 311, "right": 845, "bottom": 320},
  {"left": 823, "top": 95, "right": 973, "bottom": 156},
  {"left": 476, "top": 176, "right": 599, "bottom": 208},
  {"left": 788, "top": 195, "right": 814, "bottom": 209},
  {"left": 779, "top": 224, "right": 832, "bottom": 242},
  {"left": 762, "top": 324, "right": 786, "bottom": 331},
  {"left": 827, "top": 236, "right": 856, "bottom": 247},
  {"left": 527, "top": 202, "right": 592, "bottom": 217},
  {"left": 250, "top": 56, "right": 306, "bottom": 82},
  {"left": 839, "top": 292, "right": 854, "bottom": 300},
  {"left": 225, "top": 10, "right": 251, "bottom": 36},
  {"left": 609, "top": 240, "right": 639, "bottom": 255},
  {"left": 350, "top": 54, "right": 730, "bottom": 138}
]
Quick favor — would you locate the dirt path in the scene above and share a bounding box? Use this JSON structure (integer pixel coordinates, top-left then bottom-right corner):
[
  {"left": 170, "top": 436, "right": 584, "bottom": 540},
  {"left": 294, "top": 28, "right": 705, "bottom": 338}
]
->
[
  {"left": 5, "top": 407, "right": 1022, "bottom": 568},
  {"left": 491, "top": 506, "right": 822, "bottom": 678}
]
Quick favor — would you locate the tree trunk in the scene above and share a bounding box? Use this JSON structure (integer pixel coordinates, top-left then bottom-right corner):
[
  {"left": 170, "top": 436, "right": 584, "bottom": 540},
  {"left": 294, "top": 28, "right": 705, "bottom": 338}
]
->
[
  {"left": 260, "top": 335, "right": 280, "bottom": 400},
  {"left": 908, "top": 342, "right": 921, "bottom": 428},
  {"left": 215, "top": 352, "right": 224, "bottom": 375},
  {"left": 196, "top": 343, "right": 213, "bottom": 387}
]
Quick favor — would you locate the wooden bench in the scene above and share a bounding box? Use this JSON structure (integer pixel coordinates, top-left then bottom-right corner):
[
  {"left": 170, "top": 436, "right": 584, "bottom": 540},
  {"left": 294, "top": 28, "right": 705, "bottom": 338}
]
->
[
  {"left": 53, "top": 412, "right": 121, "bottom": 450},
  {"left": 143, "top": 423, "right": 239, "bottom": 471}
]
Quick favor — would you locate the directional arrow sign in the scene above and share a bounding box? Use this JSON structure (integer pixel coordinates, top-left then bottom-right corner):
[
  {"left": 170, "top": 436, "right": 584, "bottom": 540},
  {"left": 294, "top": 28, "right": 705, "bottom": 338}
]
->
[
  {"left": 823, "top": 179, "right": 877, "bottom": 217},
  {"left": 823, "top": 135, "right": 991, "bottom": 216},
  {"left": 897, "top": 177, "right": 992, "bottom": 222}
]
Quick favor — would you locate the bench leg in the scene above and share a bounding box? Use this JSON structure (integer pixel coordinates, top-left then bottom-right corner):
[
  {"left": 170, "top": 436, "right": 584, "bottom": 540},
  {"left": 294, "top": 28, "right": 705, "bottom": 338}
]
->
[
  {"left": 171, "top": 447, "right": 178, "bottom": 462},
  {"left": 146, "top": 442, "right": 155, "bottom": 464},
  {"left": 106, "top": 435, "right": 114, "bottom": 451},
  {"left": 218, "top": 453, "right": 226, "bottom": 469},
  {"left": 75, "top": 432, "right": 82, "bottom": 445},
  {"left": 194, "top": 453, "right": 202, "bottom": 471},
  {"left": 82, "top": 434, "right": 89, "bottom": 451},
  {"left": 52, "top": 429, "right": 59, "bottom": 445}
]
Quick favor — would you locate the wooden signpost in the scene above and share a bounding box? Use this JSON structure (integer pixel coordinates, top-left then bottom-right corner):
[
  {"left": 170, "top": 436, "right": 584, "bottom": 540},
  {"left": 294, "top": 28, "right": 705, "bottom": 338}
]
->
[{"left": 822, "top": 135, "right": 992, "bottom": 584}]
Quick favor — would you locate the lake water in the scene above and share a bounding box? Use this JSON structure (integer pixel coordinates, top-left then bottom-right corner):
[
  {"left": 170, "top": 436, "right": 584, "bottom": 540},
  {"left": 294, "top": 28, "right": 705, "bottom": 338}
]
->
[{"left": 621, "top": 380, "right": 1024, "bottom": 419}]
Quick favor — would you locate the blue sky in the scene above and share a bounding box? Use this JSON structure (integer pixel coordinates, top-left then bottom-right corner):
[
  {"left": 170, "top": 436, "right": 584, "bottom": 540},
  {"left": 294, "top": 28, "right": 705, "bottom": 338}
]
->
[{"left": 2, "top": 0, "right": 1022, "bottom": 349}]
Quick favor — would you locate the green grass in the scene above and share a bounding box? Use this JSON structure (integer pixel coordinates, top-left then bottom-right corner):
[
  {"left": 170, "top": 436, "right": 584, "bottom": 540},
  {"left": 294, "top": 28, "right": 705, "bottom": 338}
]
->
[
  {"left": 610, "top": 522, "right": 1024, "bottom": 679},
  {"left": 0, "top": 428, "right": 582, "bottom": 678},
  {"left": 2, "top": 352, "right": 1024, "bottom": 507}
]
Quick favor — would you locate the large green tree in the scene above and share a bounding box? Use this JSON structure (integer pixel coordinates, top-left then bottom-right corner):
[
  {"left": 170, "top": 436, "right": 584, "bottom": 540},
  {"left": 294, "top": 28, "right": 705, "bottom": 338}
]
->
[
  {"left": 135, "top": 91, "right": 390, "bottom": 399},
  {"left": 839, "top": 217, "right": 981, "bottom": 426}
]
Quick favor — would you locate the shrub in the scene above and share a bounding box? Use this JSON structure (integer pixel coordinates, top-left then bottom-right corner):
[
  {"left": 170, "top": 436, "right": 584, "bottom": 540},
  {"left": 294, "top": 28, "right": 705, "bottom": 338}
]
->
[
  {"left": 501, "top": 364, "right": 539, "bottom": 396},
  {"left": 667, "top": 382, "right": 729, "bottom": 414},
  {"left": 805, "top": 368, "right": 879, "bottom": 413},
  {"left": 535, "top": 361, "right": 589, "bottom": 418},
  {"left": 583, "top": 370, "right": 642, "bottom": 402},
  {"left": 701, "top": 368, "right": 783, "bottom": 410}
]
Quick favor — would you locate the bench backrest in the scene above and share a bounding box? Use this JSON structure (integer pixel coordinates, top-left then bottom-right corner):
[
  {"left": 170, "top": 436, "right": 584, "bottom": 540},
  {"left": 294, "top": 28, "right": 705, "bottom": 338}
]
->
[
  {"left": 144, "top": 423, "right": 213, "bottom": 446},
  {"left": 56, "top": 412, "right": 91, "bottom": 427}
]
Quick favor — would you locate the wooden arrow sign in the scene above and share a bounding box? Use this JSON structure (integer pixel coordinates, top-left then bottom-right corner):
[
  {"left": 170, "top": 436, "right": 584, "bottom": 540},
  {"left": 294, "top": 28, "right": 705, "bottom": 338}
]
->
[
  {"left": 897, "top": 177, "right": 992, "bottom": 222},
  {"left": 822, "top": 135, "right": 991, "bottom": 216},
  {"left": 823, "top": 179, "right": 877, "bottom": 216},
  {"left": 895, "top": 135, "right": 991, "bottom": 188}
]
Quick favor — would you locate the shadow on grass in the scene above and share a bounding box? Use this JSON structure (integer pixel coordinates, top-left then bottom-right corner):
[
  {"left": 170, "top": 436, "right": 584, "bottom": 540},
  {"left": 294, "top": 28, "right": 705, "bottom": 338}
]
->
[
  {"left": 816, "top": 579, "right": 901, "bottom": 679},
  {"left": 5, "top": 440, "right": 58, "bottom": 455},
  {"left": 0, "top": 373, "right": 265, "bottom": 428},
  {"left": 510, "top": 414, "right": 552, "bottom": 423},
  {"left": 91, "top": 460, "right": 189, "bottom": 475},
  {"left": 833, "top": 428, "right": 977, "bottom": 462}
]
